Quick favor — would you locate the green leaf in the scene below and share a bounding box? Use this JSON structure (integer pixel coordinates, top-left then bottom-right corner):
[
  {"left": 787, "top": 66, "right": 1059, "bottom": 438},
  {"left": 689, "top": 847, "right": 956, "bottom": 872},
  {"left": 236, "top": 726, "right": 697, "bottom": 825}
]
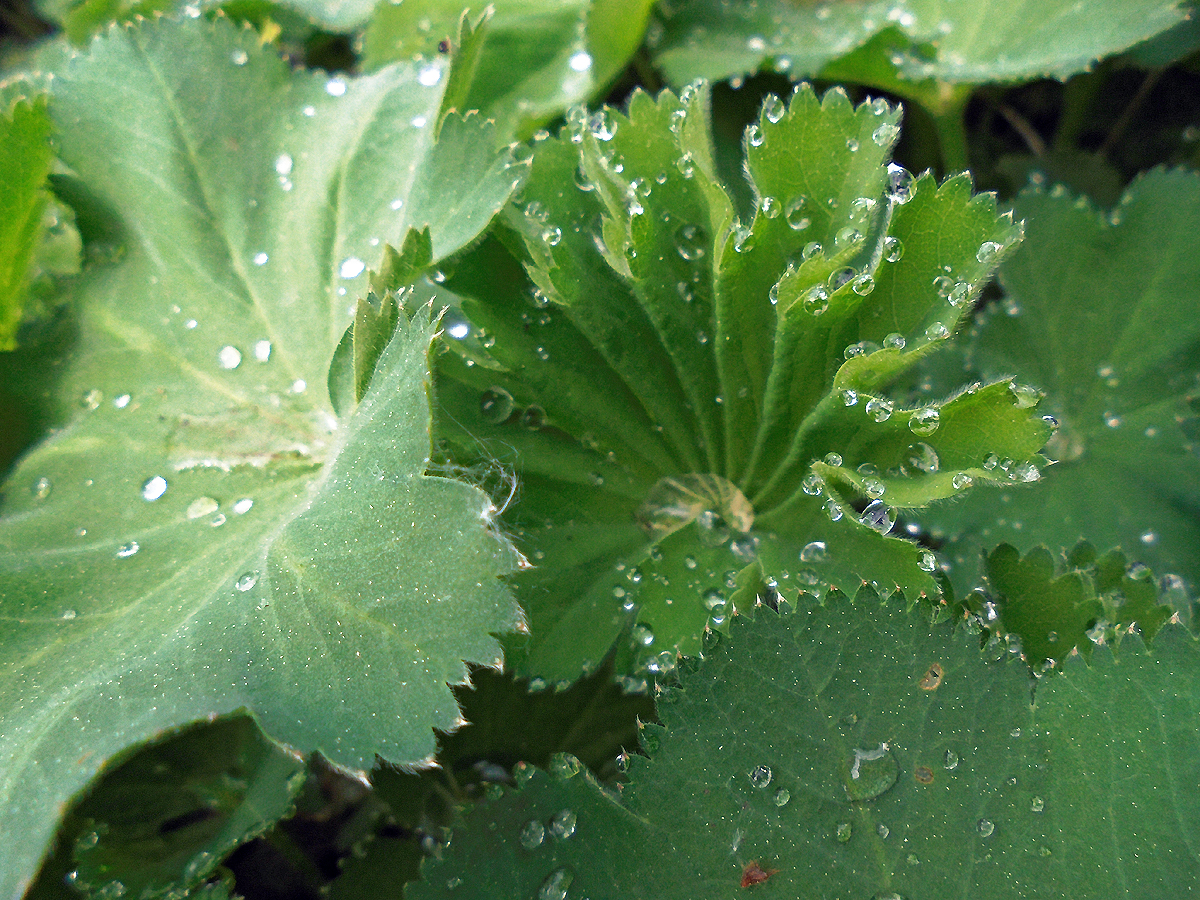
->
[
  {"left": 406, "top": 597, "right": 1200, "bottom": 898},
  {"left": 0, "top": 17, "right": 524, "bottom": 897},
  {"left": 649, "top": 0, "right": 1188, "bottom": 90},
  {"left": 0, "top": 97, "right": 54, "bottom": 351},
  {"left": 967, "top": 542, "right": 1174, "bottom": 669},
  {"left": 68, "top": 716, "right": 305, "bottom": 899},
  {"left": 363, "top": 0, "right": 656, "bottom": 142},
  {"left": 428, "top": 83, "right": 1047, "bottom": 683},
  {"left": 922, "top": 170, "right": 1200, "bottom": 596}
]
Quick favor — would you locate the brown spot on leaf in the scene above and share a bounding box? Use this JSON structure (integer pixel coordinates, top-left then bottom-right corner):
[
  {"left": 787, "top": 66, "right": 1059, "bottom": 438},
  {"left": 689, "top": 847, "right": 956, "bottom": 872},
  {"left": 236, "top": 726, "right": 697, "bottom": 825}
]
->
[
  {"left": 914, "top": 765, "right": 934, "bottom": 784},
  {"left": 741, "top": 861, "right": 779, "bottom": 887},
  {"left": 919, "top": 662, "right": 944, "bottom": 691}
]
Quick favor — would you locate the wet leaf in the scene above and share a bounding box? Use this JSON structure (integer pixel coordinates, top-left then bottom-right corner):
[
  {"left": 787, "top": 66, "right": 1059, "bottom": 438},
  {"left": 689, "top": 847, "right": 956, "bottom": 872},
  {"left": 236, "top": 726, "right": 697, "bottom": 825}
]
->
[
  {"left": 402, "top": 597, "right": 1200, "bottom": 898},
  {"left": 425, "top": 83, "right": 1046, "bottom": 683},
  {"left": 0, "top": 17, "right": 523, "bottom": 897}
]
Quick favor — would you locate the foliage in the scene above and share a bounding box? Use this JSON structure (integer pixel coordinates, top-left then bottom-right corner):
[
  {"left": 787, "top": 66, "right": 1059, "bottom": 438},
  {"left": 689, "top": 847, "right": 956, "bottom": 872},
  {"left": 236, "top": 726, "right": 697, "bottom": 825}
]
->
[{"left": 0, "top": 0, "right": 1197, "bottom": 898}]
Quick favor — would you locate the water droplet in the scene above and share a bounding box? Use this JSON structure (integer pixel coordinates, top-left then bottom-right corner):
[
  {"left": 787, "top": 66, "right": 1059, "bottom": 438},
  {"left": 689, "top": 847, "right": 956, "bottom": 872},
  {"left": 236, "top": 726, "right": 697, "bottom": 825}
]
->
[
  {"left": 851, "top": 273, "right": 875, "bottom": 295},
  {"left": 952, "top": 473, "right": 973, "bottom": 490},
  {"left": 747, "top": 124, "right": 764, "bottom": 147},
  {"left": 863, "top": 478, "right": 886, "bottom": 498},
  {"left": 836, "top": 822, "right": 852, "bottom": 842},
  {"left": 859, "top": 500, "right": 893, "bottom": 534},
  {"left": 824, "top": 452, "right": 843, "bottom": 467},
  {"left": 61, "top": 608, "right": 78, "bottom": 620},
  {"left": 943, "top": 749, "right": 959, "bottom": 770},
  {"left": 1009, "top": 383, "right": 1041, "bottom": 408},
  {"left": 1031, "top": 796, "right": 1045, "bottom": 812},
  {"left": 887, "top": 163, "right": 914, "bottom": 204},
  {"left": 801, "top": 541, "right": 828, "bottom": 563},
  {"left": 876, "top": 822, "right": 890, "bottom": 838},
  {"left": 762, "top": 94, "right": 785, "bottom": 124},
  {"left": 236, "top": 571, "right": 259, "bottom": 591},
  {"left": 591, "top": 109, "right": 617, "bottom": 140},
  {"left": 784, "top": 196, "right": 810, "bottom": 231},
  {"left": 882, "top": 332, "right": 906, "bottom": 351},
  {"left": 542, "top": 226, "right": 561, "bottom": 247},
  {"left": 873, "top": 122, "right": 900, "bottom": 146},
  {"left": 568, "top": 50, "right": 592, "bottom": 72},
  {"left": 802, "top": 473, "right": 825, "bottom": 495},
  {"left": 218, "top": 345, "right": 242, "bottom": 369},
  {"left": 907, "top": 441, "right": 940, "bottom": 474},
  {"left": 675, "top": 223, "right": 706, "bottom": 260},
  {"left": 418, "top": 64, "right": 442, "bottom": 87},
  {"left": 274, "top": 153, "right": 293, "bottom": 176},
  {"left": 141, "top": 476, "right": 168, "bottom": 501},
  {"left": 551, "top": 753, "right": 582, "bottom": 778},
  {"left": 632, "top": 623, "right": 655, "bottom": 647},
  {"left": 845, "top": 743, "right": 898, "bottom": 800},
  {"left": 918, "top": 551, "right": 937, "bottom": 573},
  {"left": 908, "top": 408, "right": 940, "bottom": 435},
  {"left": 538, "top": 868, "right": 573, "bottom": 900},
  {"left": 760, "top": 196, "right": 781, "bottom": 219},
  {"left": 116, "top": 541, "right": 140, "bottom": 558},
  {"left": 977, "top": 819, "right": 995, "bottom": 837},
  {"left": 549, "top": 809, "right": 577, "bottom": 839},
  {"left": 233, "top": 497, "right": 254, "bottom": 515},
  {"left": 749, "top": 764, "right": 773, "bottom": 788},
  {"left": 824, "top": 499, "right": 844, "bottom": 521},
  {"left": 976, "top": 241, "right": 1003, "bottom": 265},
  {"left": 31, "top": 477, "right": 52, "bottom": 500},
  {"left": 866, "top": 398, "right": 894, "bottom": 422},
  {"left": 480, "top": 388, "right": 514, "bottom": 424},
  {"left": 773, "top": 788, "right": 791, "bottom": 806},
  {"left": 230, "top": 48, "right": 249, "bottom": 65},
  {"left": 519, "top": 819, "right": 546, "bottom": 850},
  {"left": 186, "top": 497, "right": 219, "bottom": 519},
  {"left": 841, "top": 389, "right": 859, "bottom": 407},
  {"left": 253, "top": 251, "right": 269, "bottom": 266},
  {"left": 325, "top": 78, "right": 347, "bottom": 96},
  {"left": 339, "top": 257, "right": 365, "bottom": 279},
  {"left": 803, "top": 285, "right": 830, "bottom": 315}
]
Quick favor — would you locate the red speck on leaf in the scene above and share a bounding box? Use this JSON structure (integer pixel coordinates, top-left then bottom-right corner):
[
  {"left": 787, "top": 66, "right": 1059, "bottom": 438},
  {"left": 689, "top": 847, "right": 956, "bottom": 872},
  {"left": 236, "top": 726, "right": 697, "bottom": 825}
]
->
[{"left": 741, "top": 861, "right": 779, "bottom": 887}]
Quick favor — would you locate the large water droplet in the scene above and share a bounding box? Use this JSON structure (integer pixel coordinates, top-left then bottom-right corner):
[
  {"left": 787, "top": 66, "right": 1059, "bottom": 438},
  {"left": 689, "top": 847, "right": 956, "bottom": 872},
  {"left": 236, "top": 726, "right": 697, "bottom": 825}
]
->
[
  {"left": 883, "top": 236, "right": 904, "bottom": 262},
  {"left": 873, "top": 122, "right": 900, "bottom": 146},
  {"left": 773, "top": 788, "right": 790, "bottom": 806},
  {"left": 836, "top": 822, "right": 852, "bottom": 842},
  {"left": 418, "top": 64, "right": 442, "bottom": 87},
  {"left": 116, "top": 540, "right": 140, "bottom": 559},
  {"left": 236, "top": 571, "right": 259, "bottom": 592},
  {"left": 339, "top": 257, "right": 366, "bottom": 279},
  {"left": 747, "top": 123, "right": 764, "bottom": 147},
  {"left": 976, "top": 241, "right": 1003, "bottom": 264},
  {"left": 907, "top": 442, "right": 940, "bottom": 474},
  {"left": 785, "top": 196, "right": 810, "bottom": 230},
  {"left": 762, "top": 94, "right": 785, "bottom": 124},
  {"left": 866, "top": 398, "right": 894, "bottom": 422},
  {"left": 800, "top": 541, "right": 828, "bottom": 563},
  {"left": 844, "top": 743, "right": 898, "bottom": 800},
  {"left": 31, "top": 477, "right": 52, "bottom": 500},
  {"left": 549, "top": 809, "right": 577, "bottom": 840},
  {"left": 803, "top": 285, "right": 829, "bottom": 315},
  {"left": 977, "top": 819, "right": 995, "bottom": 837},
  {"left": 887, "top": 163, "right": 914, "bottom": 204}
]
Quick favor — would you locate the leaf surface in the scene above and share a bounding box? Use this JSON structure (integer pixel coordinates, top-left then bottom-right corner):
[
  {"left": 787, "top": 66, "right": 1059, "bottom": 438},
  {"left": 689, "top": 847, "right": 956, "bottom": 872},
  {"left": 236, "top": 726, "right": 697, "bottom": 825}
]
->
[
  {"left": 922, "top": 171, "right": 1200, "bottom": 596},
  {"left": 0, "top": 98, "right": 54, "bottom": 351},
  {"left": 428, "top": 83, "right": 1046, "bottom": 684},
  {"left": 0, "top": 17, "right": 523, "bottom": 898},
  {"left": 649, "top": 0, "right": 1187, "bottom": 90},
  {"left": 363, "top": 0, "right": 655, "bottom": 142},
  {"left": 403, "top": 598, "right": 1200, "bottom": 899}
]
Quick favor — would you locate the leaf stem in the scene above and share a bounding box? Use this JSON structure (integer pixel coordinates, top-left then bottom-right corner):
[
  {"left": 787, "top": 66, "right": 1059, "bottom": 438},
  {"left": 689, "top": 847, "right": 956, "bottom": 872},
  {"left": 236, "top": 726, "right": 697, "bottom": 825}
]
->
[
  {"left": 749, "top": 388, "right": 841, "bottom": 512},
  {"left": 929, "top": 84, "right": 973, "bottom": 175}
]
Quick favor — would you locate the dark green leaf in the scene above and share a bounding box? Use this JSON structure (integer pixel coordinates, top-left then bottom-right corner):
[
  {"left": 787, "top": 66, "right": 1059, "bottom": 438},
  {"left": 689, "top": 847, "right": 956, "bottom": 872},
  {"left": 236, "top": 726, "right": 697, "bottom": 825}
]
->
[
  {"left": 407, "top": 598, "right": 1200, "bottom": 898},
  {"left": 924, "top": 170, "right": 1200, "bottom": 596}
]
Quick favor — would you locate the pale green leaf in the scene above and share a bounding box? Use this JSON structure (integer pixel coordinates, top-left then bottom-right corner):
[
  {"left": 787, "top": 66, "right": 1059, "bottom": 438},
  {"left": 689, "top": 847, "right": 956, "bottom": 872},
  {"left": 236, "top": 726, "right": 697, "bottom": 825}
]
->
[
  {"left": 650, "top": 0, "right": 1188, "bottom": 89},
  {"left": 0, "top": 17, "right": 523, "bottom": 897}
]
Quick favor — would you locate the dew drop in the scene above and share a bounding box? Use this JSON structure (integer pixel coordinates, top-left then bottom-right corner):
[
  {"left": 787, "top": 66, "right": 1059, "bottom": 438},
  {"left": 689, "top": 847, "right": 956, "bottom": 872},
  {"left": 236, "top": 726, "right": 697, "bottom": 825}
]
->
[
  {"left": 760, "top": 196, "right": 781, "bottom": 219},
  {"left": 632, "top": 623, "right": 655, "bottom": 647},
  {"left": 883, "top": 236, "right": 904, "bottom": 262},
  {"left": 339, "top": 257, "right": 366, "bottom": 279},
  {"left": 976, "top": 241, "right": 1003, "bottom": 264},
  {"left": 418, "top": 64, "right": 442, "bottom": 87},
  {"left": 674, "top": 223, "right": 706, "bottom": 260},
  {"left": 568, "top": 50, "right": 592, "bottom": 72},
  {"left": 325, "top": 78, "right": 347, "bottom": 96},
  {"left": 480, "top": 388, "right": 514, "bottom": 424},
  {"left": 866, "top": 398, "right": 894, "bottom": 422},
  {"left": 116, "top": 541, "right": 140, "bottom": 559},
  {"left": 253, "top": 339, "right": 272, "bottom": 362},
  {"left": 836, "top": 822, "right": 852, "bottom": 842},
  {"left": 803, "top": 285, "right": 830, "bottom": 315},
  {"left": 218, "top": 345, "right": 242, "bottom": 369},
  {"left": 233, "top": 498, "right": 254, "bottom": 515},
  {"left": 907, "top": 441, "right": 939, "bottom": 474},
  {"left": 841, "top": 389, "right": 859, "bottom": 407},
  {"left": 747, "top": 124, "right": 764, "bottom": 147},
  {"left": 762, "top": 93, "right": 785, "bottom": 124},
  {"left": 773, "top": 788, "right": 791, "bottom": 807},
  {"left": 230, "top": 48, "right": 248, "bottom": 66},
  {"left": 851, "top": 273, "right": 875, "bottom": 295},
  {"left": 749, "top": 764, "right": 773, "bottom": 788},
  {"left": 873, "top": 122, "right": 900, "bottom": 146},
  {"left": 519, "top": 820, "right": 546, "bottom": 850},
  {"left": 908, "top": 407, "right": 940, "bottom": 435},
  {"left": 887, "top": 163, "right": 914, "bottom": 204},
  {"left": 918, "top": 551, "right": 937, "bottom": 572},
  {"left": 925, "top": 322, "right": 949, "bottom": 340},
  {"left": 952, "top": 473, "right": 973, "bottom": 490},
  {"left": 31, "top": 477, "right": 52, "bottom": 500},
  {"left": 859, "top": 500, "right": 894, "bottom": 534},
  {"left": 944, "top": 749, "right": 960, "bottom": 770},
  {"left": 236, "top": 571, "right": 259, "bottom": 592},
  {"left": 141, "top": 476, "right": 168, "bottom": 502},
  {"left": 537, "top": 868, "right": 573, "bottom": 900},
  {"left": 785, "top": 196, "right": 810, "bottom": 230},
  {"left": 844, "top": 743, "right": 898, "bottom": 800},
  {"left": 549, "top": 809, "right": 577, "bottom": 840},
  {"left": 801, "top": 541, "right": 828, "bottom": 563},
  {"left": 977, "top": 819, "right": 995, "bottom": 837},
  {"left": 1031, "top": 796, "right": 1045, "bottom": 812}
]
